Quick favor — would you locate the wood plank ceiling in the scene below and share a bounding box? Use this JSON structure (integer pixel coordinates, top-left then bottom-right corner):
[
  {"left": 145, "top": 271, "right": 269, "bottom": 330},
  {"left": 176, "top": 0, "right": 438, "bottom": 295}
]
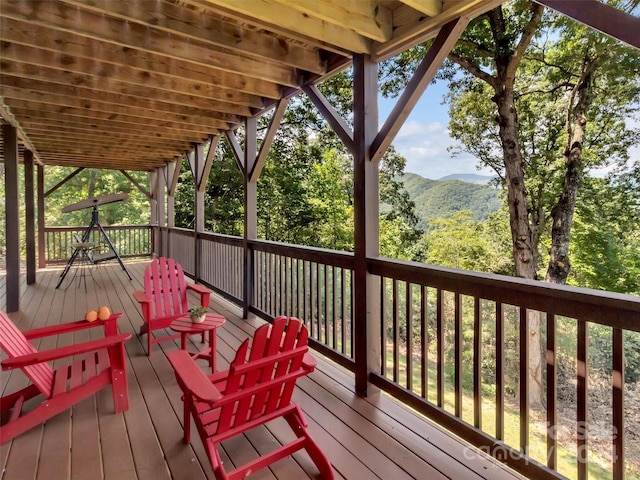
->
[{"left": 0, "top": 0, "right": 504, "bottom": 171}]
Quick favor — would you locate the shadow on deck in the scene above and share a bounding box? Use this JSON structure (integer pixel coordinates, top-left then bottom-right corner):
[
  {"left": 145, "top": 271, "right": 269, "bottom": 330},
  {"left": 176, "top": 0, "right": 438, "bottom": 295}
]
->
[{"left": 1, "top": 261, "right": 522, "bottom": 480}]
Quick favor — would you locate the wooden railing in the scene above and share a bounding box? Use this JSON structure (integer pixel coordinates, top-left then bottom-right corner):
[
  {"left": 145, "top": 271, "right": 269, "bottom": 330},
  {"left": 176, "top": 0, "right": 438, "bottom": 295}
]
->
[
  {"left": 44, "top": 225, "right": 152, "bottom": 264},
  {"left": 158, "top": 228, "right": 639, "bottom": 479}
]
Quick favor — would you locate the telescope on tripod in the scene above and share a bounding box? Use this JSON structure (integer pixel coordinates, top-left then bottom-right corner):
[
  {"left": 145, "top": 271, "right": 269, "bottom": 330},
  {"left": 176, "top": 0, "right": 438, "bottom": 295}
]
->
[{"left": 55, "top": 193, "right": 133, "bottom": 289}]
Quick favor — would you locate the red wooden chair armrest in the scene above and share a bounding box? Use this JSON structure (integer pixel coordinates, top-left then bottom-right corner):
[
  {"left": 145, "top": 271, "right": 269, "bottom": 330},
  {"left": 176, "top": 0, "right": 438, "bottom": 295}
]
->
[
  {"left": 1, "top": 333, "right": 131, "bottom": 370},
  {"left": 23, "top": 313, "right": 124, "bottom": 340},
  {"left": 302, "top": 352, "right": 317, "bottom": 372},
  {"left": 168, "top": 350, "right": 222, "bottom": 403},
  {"left": 186, "top": 283, "right": 211, "bottom": 307},
  {"left": 133, "top": 290, "right": 151, "bottom": 304}
]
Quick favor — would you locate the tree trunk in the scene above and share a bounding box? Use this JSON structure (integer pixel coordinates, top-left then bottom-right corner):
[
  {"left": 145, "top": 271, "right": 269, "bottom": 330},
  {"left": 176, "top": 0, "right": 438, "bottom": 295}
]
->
[
  {"left": 546, "top": 69, "right": 593, "bottom": 284},
  {"left": 494, "top": 89, "right": 538, "bottom": 280}
]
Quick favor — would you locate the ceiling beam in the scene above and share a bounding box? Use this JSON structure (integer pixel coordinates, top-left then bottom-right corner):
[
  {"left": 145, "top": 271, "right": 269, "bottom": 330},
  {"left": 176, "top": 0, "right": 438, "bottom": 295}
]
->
[
  {"left": 375, "top": 0, "right": 504, "bottom": 61},
  {"left": 398, "top": 0, "right": 443, "bottom": 17},
  {"left": 534, "top": 0, "right": 640, "bottom": 50},
  {"left": 0, "top": 99, "right": 43, "bottom": 165},
  {"left": 59, "top": 0, "right": 325, "bottom": 75},
  {"left": 0, "top": 76, "right": 243, "bottom": 122},
  {"left": 1, "top": 86, "right": 238, "bottom": 129},
  {"left": 195, "top": 0, "right": 372, "bottom": 54},
  {"left": 272, "top": 0, "right": 392, "bottom": 42},
  {"left": 0, "top": 2, "right": 299, "bottom": 86},
  {"left": 0, "top": 22, "right": 283, "bottom": 99}
]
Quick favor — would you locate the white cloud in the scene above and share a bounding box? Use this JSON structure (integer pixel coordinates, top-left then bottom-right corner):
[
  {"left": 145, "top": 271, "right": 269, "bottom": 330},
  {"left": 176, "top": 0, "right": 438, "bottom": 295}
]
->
[{"left": 389, "top": 119, "right": 494, "bottom": 179}]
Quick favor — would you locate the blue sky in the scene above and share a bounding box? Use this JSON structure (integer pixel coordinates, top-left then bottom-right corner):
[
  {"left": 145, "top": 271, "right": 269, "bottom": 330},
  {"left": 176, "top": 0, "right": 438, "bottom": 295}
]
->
[
  {"left": 378, "top": 81, "right": 495, "bottom": 180},
  {"left": 379, "top": 79, "right": 639, "bottom": 180}
]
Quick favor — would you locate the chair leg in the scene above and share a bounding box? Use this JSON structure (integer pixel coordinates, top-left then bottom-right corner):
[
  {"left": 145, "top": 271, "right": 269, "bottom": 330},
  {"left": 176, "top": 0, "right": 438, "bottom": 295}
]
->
[
  {"left": 285, "top": 407, "right": 334, "bottom": 479},
  {"left": 147, "top": 329, "right": 153, "bottom": 356}
]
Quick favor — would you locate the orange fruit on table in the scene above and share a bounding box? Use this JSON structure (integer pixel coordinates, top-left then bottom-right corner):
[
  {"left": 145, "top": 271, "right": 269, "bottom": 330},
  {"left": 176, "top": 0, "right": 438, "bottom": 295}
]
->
[
  {"left": 85, "top": 310, "right": 98, "bottom": 322},
  {"left": 97, "top": 306, "right": 111, "bottom": 321}
]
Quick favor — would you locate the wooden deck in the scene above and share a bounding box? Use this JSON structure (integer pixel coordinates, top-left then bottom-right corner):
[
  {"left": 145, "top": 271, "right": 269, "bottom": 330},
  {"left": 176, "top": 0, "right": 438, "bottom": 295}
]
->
[{"left": 1, "top": 261, "right": 524, "bottom": 480}]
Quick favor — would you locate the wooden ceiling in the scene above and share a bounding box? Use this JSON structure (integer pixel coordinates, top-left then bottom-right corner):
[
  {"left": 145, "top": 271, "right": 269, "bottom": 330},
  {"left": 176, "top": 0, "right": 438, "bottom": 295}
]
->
[{"left": 1, "top": 0, "right": 506, "bottom": 171}]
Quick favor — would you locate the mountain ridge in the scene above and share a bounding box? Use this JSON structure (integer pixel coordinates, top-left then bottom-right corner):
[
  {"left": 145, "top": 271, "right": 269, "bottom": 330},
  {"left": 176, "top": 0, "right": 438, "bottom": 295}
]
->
[{"left": 400, "top": 172, "right": 501, "bottom": 229}]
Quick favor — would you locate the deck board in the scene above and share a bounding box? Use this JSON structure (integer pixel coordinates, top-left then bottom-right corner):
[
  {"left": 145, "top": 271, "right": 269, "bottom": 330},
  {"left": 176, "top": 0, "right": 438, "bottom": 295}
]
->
[{"left": 1, "top": 261, "right": 524, "bottom": 480}]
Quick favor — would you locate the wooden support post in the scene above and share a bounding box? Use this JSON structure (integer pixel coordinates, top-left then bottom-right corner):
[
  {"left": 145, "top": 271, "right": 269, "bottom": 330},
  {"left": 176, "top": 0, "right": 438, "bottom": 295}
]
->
[
  {"left": 167, "top": 157, "right": 181, "bottom": 258},
  {"left": 3, "top": 124, "right": 20, "bottom": 312},
  {"left": 194, "top": 143, "right": 205, "bottom": 282},
  {"left": 150, "top": 170, "right": 159, "bottom": 256},
  {"left": 244, "top": 117, "right": 258, "bottom": 319},
  {"left": 37, "top": 164, "right": 46, "bottom": 268},
  {"left": 157, "top": 165, "right": 166, "bottom": 257},
  {"left": 24, "top": 150, "right": 36, "bottom": 285},
  {"left": 353, "top": 54, "right": 381, "bottom": 396}
]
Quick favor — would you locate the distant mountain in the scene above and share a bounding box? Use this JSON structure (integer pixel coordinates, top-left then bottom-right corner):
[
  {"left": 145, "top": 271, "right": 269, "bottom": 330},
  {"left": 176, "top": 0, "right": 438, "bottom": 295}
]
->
[
  {"left": 438, "top": 173, "right": 497, "bottom": 184},
  {"left": 399, "top": 173, "right": 501, "bottom": 229}
]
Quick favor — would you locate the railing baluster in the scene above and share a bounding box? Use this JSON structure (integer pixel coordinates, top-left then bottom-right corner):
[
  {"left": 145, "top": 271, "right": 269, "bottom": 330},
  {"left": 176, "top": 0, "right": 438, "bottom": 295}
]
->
[
  {"left": 406, "top": 282, "right": 413, "bottom": 392},
  {"left": 324, "top": 264, "right": 329, "bottom": 344},
  {"left": 437, "top": 288, "right": 444, "bottom": 409},
  {"left": 381, "top": 277, "right": 388, "bottom": 376},
  {"left": 612, "top": 327, "right": 624, "bottom": 480},
  {"left": 520, "top": 307, "right": 529, "bottom": 454},
  {"left": 496, "top": 302, "right": 504, "bottom": 441},
  {"left": 341, "top": 267, "right": 347, "bottom": 355},
  {"left": 332, "top": 265, "right": 338, "bottom": 350},
  {"left": 421, "top": 286, "right": 428, "bottom": 400},
  {"left": 473, "top": 297, "right": 482, "bottom": 429},
  {"left": 393, "top": 278, "right": 399, "bottom": 383},
  {"left": 454, "top": 292, "right": 462, "bottom": 418},
  {"left": 577, "top": 320, "right": 588, "bottom": 480},
  {"left": 547, "top": 313, "right": 557, "bottom": 470}
]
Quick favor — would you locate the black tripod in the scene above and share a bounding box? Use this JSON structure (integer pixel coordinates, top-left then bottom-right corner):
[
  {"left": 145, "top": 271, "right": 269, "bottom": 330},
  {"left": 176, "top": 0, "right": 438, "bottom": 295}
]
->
[{"left": 56, "top": 206, "right": 132, "bottom": 289}]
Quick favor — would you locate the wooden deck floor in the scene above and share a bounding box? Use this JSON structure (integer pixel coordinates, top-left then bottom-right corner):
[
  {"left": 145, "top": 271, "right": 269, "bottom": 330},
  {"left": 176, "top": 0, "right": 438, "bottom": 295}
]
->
[{"left": 1, "top": 261, "right": 524, "bottom": 480}]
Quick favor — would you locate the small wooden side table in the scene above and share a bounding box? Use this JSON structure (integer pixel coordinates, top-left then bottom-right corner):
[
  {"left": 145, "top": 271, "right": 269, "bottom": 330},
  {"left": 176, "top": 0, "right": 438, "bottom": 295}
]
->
[{"left": 170, "top": 313, "right": 226, "bottom": 372}]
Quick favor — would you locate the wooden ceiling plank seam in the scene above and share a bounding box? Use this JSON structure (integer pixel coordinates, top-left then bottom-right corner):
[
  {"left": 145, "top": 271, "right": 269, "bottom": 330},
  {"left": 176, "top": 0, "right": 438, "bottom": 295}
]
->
[
  {"left": 0, "top": 57, "right": 260, "bottom": 111},
  {"left": 0, "top": 74, "right": 245, "bottom": 121},
  {"left": 58, "top": 0, "right": 326, "bottom": 75},
  {"left": 398, "top": 0, "right": 444, "bottom": 17},
  {"left": 9, "top": 105, "right": 229, "bottom": 134},
  {"left": 271, "top": 0, "right": 393, "bottom": 42},
  {"left": 40, "top": 154, "right": 177, "bottom": 169},
  {"left": 249, "top": 97, "right": 289, "bottom": 182},
  {"left": 28, "top": 135, "right": 194, "bottom": 153},
  {"left": 374, "top": 0, "right": 504, "bottom": 61},
  {"left": 21, "top": 123, "right": 207, "bottom": 144},
  {"left": 0, "top": 24, "right": 282, "bottom": 99},
  {"left": 192, "top": 0, "right": 372, "bottom": 54},
  {"left": 19, "top": 121, "right": 213, "bottom": 143},
  {"left": 0, "top": 2, "right": 300, "bottom": 87},
  {"left": 119, "top": 169, "right": 151, "bottom": 199},
  {"left": 0, "top": 85, "right": 241, "bottom": 128},
  {"left": 302, "top": 84, "right": 355, "bottom": 155},
  {"left": 24, "top": 123, "right": 201, "bottom": 145},
  {"left": 370, "top": 16, "right": 469, "bottom": 163},
  {"left": 44, "top": 167, "right": 85, "bottom": 197},
  {"left": 0, "top": 98, "right": 43, "bottom": 165}
]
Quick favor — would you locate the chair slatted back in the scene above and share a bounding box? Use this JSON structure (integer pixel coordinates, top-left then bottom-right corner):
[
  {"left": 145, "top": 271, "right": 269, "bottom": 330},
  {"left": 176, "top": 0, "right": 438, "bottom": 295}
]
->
[
  {"left": 216, "top": 317, "right": 308, "bottom": 434},
  {"left": 0, "top": 311, "right": 54, "bottom": 398},
  {"left": 144, "top": 257, "right": 189, "bottom": 320}
]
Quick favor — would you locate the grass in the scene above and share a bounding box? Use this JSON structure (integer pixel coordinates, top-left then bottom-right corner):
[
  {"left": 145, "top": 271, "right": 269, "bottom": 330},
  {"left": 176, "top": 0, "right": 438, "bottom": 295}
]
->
[{"left": 384, "top": 349, "right": 638, "bottom": 480}]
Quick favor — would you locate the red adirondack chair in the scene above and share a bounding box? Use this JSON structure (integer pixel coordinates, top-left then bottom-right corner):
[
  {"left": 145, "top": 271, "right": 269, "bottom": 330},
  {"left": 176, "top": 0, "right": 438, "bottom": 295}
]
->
[
  {"left": 168, "top": 316, "right": 334, "bottom": 480},
  {"left": 0, "top": 310, "right": 130, "bottom": 445},
  {"left": 134, "top": 256, "right": 212, "bottom": 355}
]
